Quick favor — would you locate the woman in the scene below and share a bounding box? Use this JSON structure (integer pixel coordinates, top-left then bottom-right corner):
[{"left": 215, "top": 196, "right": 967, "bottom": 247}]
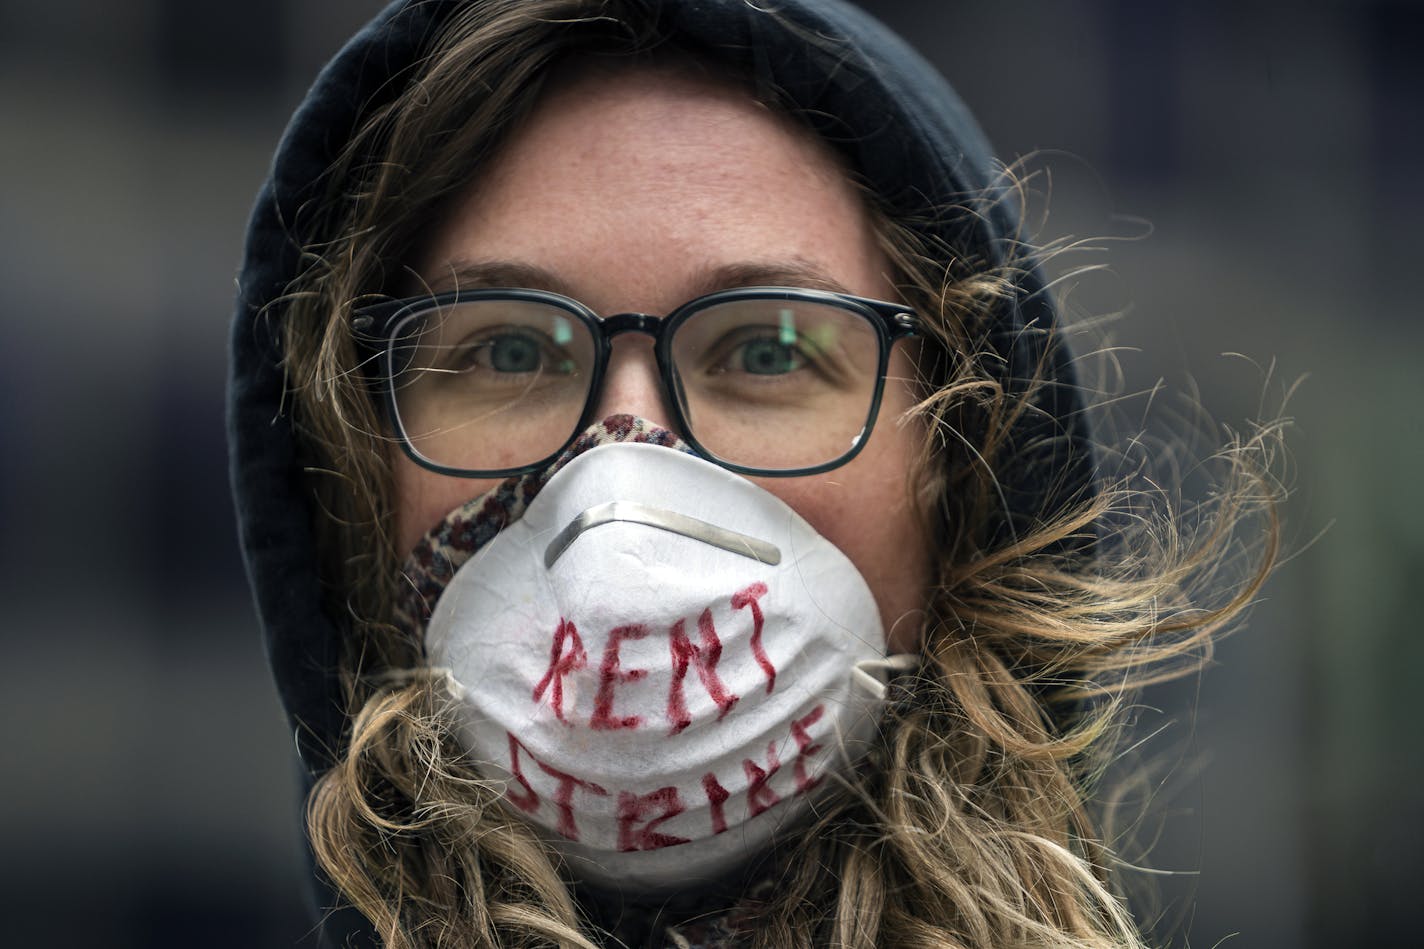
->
[{"left": 229, "top": 1, "right": 1277, "bottom": 946}]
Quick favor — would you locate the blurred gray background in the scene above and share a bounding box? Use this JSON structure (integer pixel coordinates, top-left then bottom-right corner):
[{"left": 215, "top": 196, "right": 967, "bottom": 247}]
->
[{"left": 1, "top": 0, "right": 1418, "bottom": 945}]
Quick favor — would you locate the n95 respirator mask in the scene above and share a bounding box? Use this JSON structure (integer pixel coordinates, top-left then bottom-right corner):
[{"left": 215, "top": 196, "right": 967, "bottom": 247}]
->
[{"left": 414, "top": 431, "right": 913, "bottom": 890}]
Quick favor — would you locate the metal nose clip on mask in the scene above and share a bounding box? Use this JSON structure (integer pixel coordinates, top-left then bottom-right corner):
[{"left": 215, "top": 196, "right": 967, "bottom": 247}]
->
[{"left": 424, "top": 442, "right": 915, "bottom": 890}]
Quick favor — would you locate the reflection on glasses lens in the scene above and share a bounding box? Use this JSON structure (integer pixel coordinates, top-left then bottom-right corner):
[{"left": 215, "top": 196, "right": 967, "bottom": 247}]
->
[
  {"left": 668, "top": 299, "right": 881, "bottom": 471},
  {"left": 391, "top": 300, "right": 596, "bottom": 473}
]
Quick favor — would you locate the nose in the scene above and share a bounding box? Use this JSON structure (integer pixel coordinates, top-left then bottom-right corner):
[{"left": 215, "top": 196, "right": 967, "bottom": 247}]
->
[{"left": 591, "top": 334, "right": 682, "bottom": 434}]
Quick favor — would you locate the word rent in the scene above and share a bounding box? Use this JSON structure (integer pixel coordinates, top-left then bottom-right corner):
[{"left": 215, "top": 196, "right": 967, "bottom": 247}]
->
[{"left": 531, "top": 581, "right": 775, "bottom": 734}]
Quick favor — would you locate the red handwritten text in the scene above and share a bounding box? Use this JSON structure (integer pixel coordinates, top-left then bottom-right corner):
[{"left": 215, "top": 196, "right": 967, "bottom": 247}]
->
[
  {"left": 502, "top": 702, "right": 827, "bottom": 850},
  {"left": 534, "top": 586, "right": 776, "bottom": 730},
  {"left": 667, "top": 609, "right": 739, "bottom": 735},
  {"left": 506, "top": 733, "right": 608, "bottom": 841},
  {"left": 732, "top": 582, "right": 775, "bottom": 693},
  {"left": 531, "top": 618, "right": 587, "bottom": 724},
  {"left": 590, "top": 624, "right": 648, "bottom": 730},
  {"left": 617, "top": 787, "right": 690, "bottom": 851}
]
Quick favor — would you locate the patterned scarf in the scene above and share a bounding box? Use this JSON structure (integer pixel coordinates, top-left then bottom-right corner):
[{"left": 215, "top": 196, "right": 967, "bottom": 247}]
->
[{"left": 395, "top": 414, "right": 691, "bottom": 636}]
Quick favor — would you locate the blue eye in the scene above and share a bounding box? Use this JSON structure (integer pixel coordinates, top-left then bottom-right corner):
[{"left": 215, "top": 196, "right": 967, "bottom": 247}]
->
[
  {"left": 737, "top": 338, "right": 805, "bottom": 375},
  {"left": 486, "top": 333, "right": 542, "bottom": 373}
]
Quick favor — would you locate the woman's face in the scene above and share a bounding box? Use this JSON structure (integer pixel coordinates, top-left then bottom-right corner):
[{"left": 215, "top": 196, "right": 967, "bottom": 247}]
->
[{"left": 395, "top": 64, "right": 932, "bottom": 651}]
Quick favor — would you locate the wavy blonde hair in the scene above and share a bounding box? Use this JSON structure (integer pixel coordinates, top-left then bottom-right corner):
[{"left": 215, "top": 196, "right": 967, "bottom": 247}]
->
[{"left": 276, "top": 1, "right": 1282, "bottom": 946}]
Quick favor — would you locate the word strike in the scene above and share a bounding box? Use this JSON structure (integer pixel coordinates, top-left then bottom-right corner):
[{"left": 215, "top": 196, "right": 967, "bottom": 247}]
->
[{"left": 506, "top": 704, "right": 826, "bottom": 849}]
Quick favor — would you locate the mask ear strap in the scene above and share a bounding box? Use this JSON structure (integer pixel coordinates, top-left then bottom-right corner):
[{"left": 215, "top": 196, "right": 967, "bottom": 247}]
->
[
  {"left": 851, "top": 653, "right": 919, "bottom": 701},
  {"left": 372, "top": 666, "right": 468, "bottom": 701}
]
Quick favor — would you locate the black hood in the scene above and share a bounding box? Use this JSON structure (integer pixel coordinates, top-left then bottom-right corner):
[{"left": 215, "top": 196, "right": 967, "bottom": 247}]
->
[{"left": 229, "top": 0, "right": 1093, "bottom": 930}]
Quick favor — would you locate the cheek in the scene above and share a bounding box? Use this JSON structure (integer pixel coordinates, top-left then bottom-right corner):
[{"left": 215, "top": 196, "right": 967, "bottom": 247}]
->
[
  {"left": 393, "top": 456, "right": 501, "bottom": 556},
  {"left": 753, "top": 374, "right": 932, "bottom": 653}
]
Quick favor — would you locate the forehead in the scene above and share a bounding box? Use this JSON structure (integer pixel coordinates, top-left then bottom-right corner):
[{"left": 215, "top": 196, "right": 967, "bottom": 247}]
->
[{"left": 415, "top": 60, "right": 893, "bottom": 311}]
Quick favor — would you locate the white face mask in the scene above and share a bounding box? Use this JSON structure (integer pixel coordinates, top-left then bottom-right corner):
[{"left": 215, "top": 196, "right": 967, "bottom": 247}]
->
[{"left": 421, "top": 438, "right": 914, "bottom": 890}]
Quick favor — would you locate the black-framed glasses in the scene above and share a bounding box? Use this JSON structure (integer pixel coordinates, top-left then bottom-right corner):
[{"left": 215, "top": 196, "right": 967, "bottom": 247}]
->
[{"left": 352, "top": 286, "right": 919, "bottom": 478}]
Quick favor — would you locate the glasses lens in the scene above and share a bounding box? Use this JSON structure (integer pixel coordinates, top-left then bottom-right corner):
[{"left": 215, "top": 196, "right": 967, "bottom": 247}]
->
[
  {"left": 388, "top": 298, "right": 595, "bottom": 472},
  {"left": 669, "top": 297, "right": 884, "bottom": 471}
]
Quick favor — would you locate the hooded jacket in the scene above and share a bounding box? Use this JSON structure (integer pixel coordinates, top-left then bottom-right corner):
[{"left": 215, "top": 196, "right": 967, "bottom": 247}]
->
[{"left": 228, "top": 1, "right": 1094, "bottom": 943}]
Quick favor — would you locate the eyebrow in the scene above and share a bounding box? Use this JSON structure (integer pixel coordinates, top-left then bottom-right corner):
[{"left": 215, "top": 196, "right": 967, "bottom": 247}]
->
[
  {"left": 417, "top": 257, "right": 858, "bottom": 308},
  {"left": 692, "top": 260, "right": 855, "bottom": 298},
  {"left": 417, "top": 260, "right": 576, "bottom": 296}
]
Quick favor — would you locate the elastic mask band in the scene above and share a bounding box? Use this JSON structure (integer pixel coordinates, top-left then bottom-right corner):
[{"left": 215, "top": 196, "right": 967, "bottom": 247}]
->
[
  {"left": 373, "top": 666, "right": 467, "bottom": 701},
  {"left": 851, "top": 653, "right": 919, "bottom": 701}
]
